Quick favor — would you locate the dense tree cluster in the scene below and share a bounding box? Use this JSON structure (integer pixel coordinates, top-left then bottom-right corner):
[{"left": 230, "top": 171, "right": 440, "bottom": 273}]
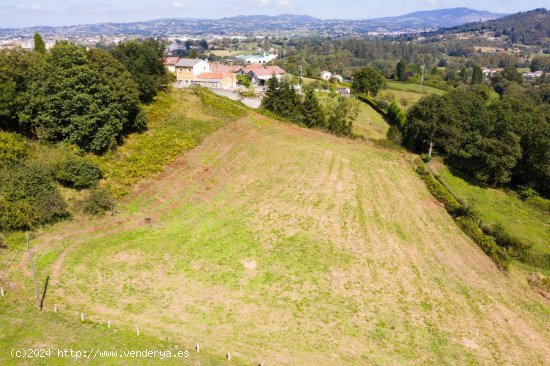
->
[
  {"left": 262, "top": 76, "right": 357, "bottom": 137},
  {"left": 0, "top": 38, "right": 168, "bottom": 153},
  {"left": 403, "top": 87, "right": 550, "bottom": 196},
  {"left": 0, "top": 36, "right": 168, "bottom": 231},
  {"left": 20, "top": 42, "right": 144, "bottom": 153}
]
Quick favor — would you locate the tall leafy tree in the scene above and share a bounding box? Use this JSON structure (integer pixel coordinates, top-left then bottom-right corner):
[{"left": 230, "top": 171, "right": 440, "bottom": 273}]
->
[
  {"left": 111, "top": 39, "right": 169, "bottom": 103},
  {"left": 0, "top": 48, "right": 40, "bottom": 133},
  {"left": 352, "top": 67, "right": 386, "bottom": 97},
  {"left": 20, "top": 42, "right": 143, "bottom": 153},
  {"left": 33, "top": 32, "right": 46, "bottom": 54}
]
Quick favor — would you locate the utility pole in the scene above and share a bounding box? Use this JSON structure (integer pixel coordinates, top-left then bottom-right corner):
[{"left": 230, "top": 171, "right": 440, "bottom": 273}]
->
[
  {"left": 26, "top": 232, "right": 41, "bottom": 309},
  {"left": 420, "top": 64, "right": 425, "bottom": 95}
]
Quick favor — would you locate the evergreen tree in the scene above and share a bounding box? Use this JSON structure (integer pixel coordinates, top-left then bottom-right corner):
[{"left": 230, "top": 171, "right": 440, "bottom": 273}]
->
[
  {"left": 34, "top": 32, "right": 46, "bottom": 54},
  {"left": 302, "top": 87, "right": 324, "bottom": 128},
  {"left": 471, "top": 65, "right": 483, "bottom": 85},
  {"left": 396, "top": 59, "right": 407, "bottom": 81}
]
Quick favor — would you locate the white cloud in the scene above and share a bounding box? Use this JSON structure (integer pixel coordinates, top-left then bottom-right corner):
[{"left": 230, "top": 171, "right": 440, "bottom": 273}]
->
[{"left": 278, "top": 0, "right": 290, "bottom": 6}]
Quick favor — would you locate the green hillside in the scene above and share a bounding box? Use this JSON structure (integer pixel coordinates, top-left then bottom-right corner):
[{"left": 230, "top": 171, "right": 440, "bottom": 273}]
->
[{"left": 1, "top": 89, "right": 549, "bottom": 365}]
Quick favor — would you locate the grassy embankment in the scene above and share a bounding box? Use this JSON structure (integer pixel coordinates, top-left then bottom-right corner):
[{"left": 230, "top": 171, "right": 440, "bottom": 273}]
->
[
  {"left": 1, "top": 87, "right": 549, "bottom": 365},
  {"left": 429, "top": 160, "right": 550, "bottom": 276}
]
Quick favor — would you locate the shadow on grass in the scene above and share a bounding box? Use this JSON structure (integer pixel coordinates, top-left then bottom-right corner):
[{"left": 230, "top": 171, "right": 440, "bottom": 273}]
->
[
  {"left": 446, "top": 164, "right": 490, "bottom": 190},
  {"left": 40, "top": 275, "right": 49, "bottom": 310}
]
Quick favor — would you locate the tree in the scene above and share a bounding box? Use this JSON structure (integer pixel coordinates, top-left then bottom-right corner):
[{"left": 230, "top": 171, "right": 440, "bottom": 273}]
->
[
  {"left": 20, "top": 42, "right": 143, "bottom": 153},
  {"left": 403, "top": 95, "right": 443, "bottom": 158},
  {"left": 111, "top": 39, "right": 170, "bottom": 103},
  {"left": 237, "top": 74, "right": 251, "bottom": 88},
  {"left": 0, "top": 48, "right": 41, "bottom": 133},
  {"left": 33, "top": 32, "right": 46, "bottom": 54},
  {"left": 302, "top": 87, "right": 325, "bottom": 128},
  {"left": 387, "top": 102, "right": 407, "bottom": 129},
  {"left": 352, "top": 67, "right": 386, "bottom": 97},
  {"left": 326, "top": 97, "right": 357, "bottom": 137},
  {"left": 396, "top": 59, "right": 407, "bottom": 81},
  {"left": 471, "top": 65, "right": 483, "bottom": 85},
  {"left": 530, "top": 56, "right": 550, "bottom": 72},
  {"left": 501, "top": 67, "right": 522, "bottom": 84}
]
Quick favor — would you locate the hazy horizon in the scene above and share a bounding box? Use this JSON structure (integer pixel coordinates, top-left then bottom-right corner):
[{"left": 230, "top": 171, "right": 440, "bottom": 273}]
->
[{"left": 0, "top": 0, "right": 547, "bottom": 29}]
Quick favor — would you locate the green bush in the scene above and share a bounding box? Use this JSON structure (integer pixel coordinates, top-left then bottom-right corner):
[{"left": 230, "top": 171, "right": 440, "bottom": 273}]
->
[
  {"left": 1, "top": 163, "right": 68, "bottom": 230},
  {"left": 386, "top": 125, "right": 402, "bottom": 144},
  {"left": 55, "top": 157, "right": 102, "bottom": 190},
  {"left": 414, "top": 159, "right": 510, "bottom": 270},
  {"left": 0, "top": 132, "right": 28, "bottom": 166},
  {"left": 0, "top": 198, "right": 39, "bottom": 231},
  {"left": 83, "top": 188, "right": 115, "bottom": 216},
  {"left": 133, "top": 110, "right": 148, "bottom": 132},
  {"left": 420, "top": 153, "right": 431, "bottom": 163},
  {"left": 456, "top": 217, "right": 511, "bottom": 270}
]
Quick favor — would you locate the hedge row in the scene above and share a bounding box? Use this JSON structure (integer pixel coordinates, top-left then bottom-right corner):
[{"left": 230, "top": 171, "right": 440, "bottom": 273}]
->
[
  {"left": 414, "top": 159, "right": 511, "bottom": 269},
  {"left": 456, "top": 217, "right": 511, "bottom": 270},
  {"left": 415, "top": 162, "right": 462, "bottom": 214}
]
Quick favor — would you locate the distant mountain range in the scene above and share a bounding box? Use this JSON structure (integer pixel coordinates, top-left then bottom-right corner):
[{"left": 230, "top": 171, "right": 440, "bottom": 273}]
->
[
  {"left": 0, "top": 8, "right": 503, "bottom": 39},
  {"left": 0, "top": 8, "right": 504, "bottom": 39},
  {"left": 430, "top": 8, "right": 549, "bottom": 46}
]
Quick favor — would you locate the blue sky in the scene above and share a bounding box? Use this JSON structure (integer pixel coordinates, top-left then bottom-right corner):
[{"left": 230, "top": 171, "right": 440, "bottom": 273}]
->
[{"left": 0, "top": 0, "right": 547, "bottom": 28}]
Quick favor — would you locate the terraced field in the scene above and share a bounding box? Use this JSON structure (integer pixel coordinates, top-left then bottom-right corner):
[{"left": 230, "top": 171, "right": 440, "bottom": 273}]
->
[{"left": 1, "top": 89, "right": 549, "bottom": 365}]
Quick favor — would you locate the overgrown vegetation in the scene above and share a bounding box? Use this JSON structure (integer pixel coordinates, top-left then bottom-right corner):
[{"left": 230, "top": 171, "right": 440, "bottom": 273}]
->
[
  {"left": 403, "top": 86, "right": 549, "bottom": 197},
  {"left": 262, "top": 76, "right": 357, "bottom": 137},
  {"left": 414, "top": 159, "right": 510, "bottom": 269},
  {"left": 0, "top": 36, "right": 171, "bottom": 232}
]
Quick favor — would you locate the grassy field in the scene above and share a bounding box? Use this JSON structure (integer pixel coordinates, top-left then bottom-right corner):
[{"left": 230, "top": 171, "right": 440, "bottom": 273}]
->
[
  {"left": 386, "top": 81, "right": 445, "bottom": 95},
  {"left": 378, "top": 81, "right": 444, "bottom": 110},
  {"left": 1, "top": 89, "right": 549, "bottom": 365},
  {"left": 317, "top": 93, "right": 389, "bottom": 140},
  {"left": 429, "top": 161, "right": 550, "bottom": 272},
  {"left": 352, "top": 99, "right": 389, "bottom": 140}
]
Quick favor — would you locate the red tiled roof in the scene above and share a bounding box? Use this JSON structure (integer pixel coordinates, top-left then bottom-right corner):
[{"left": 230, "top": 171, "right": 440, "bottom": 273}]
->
[
  {"left": 163, "top": 57, "right": 180, "bottom": 65},
  {"left": 247, "top": 65, "right": 286, "bottom": 77}
]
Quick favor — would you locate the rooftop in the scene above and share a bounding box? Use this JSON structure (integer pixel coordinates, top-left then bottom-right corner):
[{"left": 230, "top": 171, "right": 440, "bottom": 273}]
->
[{"left": 175, "top": 58, "right": 204, "bottom": 67}]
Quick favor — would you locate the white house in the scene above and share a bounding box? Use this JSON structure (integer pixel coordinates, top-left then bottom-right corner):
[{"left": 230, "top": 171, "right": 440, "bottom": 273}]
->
[
  {"left": 238, "top": 64, "right": 286, "bottom": 86},
  {"left": 320, "top": 71, "right": 343, "bottom": 82},
  {"left": 236, "top": 52, "right": 277, "bottom": 64},
  {"left": 320, "top": 71, "right": 332, "bottom": 80},
  {"left": 522, "top": 71, "right": 543, "bottom": 78},
  {"left": 175, "top": 58, "right": 211, "bottom": 76}
]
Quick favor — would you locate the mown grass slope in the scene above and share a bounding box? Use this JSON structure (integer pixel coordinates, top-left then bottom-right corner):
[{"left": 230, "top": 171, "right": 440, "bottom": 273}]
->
[{"left": 1, "top": 89, "right": 549, "bottom": 365}]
